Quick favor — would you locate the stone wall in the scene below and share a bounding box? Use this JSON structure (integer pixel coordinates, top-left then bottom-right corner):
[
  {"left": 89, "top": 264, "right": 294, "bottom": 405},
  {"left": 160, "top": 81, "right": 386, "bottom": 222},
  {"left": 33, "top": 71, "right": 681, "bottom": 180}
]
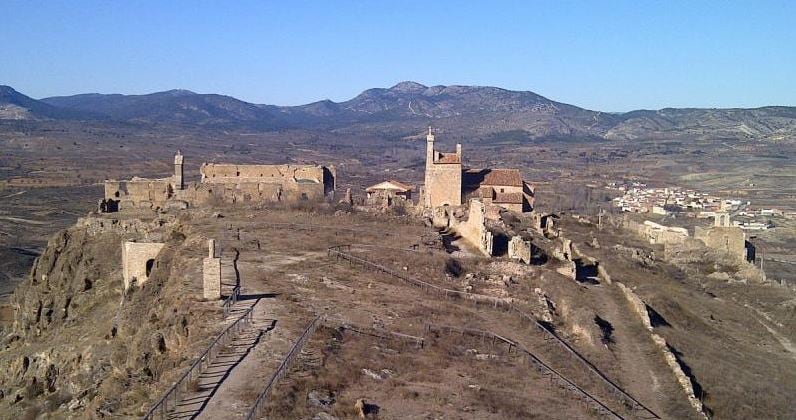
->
[
  {"left": 425, "top": 162, "right": 462, "bottom": 207},
  {"left": 624, "top": 219, "right": 689, "bottom": 246},
  {"left": 453, "top": 200, "right": 493, "bottom": 256},
  {"left": 198, "top": 163, "right": 334, "bottom": 204},
  {"left": 616, "top": 282, "right": 708, "bottom": 418},
  {"left": 508, "top": 236, "right": 532, "bottom": 264},
  {"left": 121, "top": 241, "right": 165, "bottom": 290},
  {"left": 104, "top": 178, "right": 173, "bottom": 211},
  {"left": 694, "top": 226, "right": 746, "bottom": 261}
]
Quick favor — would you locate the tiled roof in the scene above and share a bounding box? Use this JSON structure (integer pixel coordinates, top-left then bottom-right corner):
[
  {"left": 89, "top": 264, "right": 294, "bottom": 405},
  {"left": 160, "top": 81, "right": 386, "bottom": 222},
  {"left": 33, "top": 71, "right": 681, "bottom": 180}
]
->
[
  {"left": 480, "top": 169, "right": 523, "bottom": 187},
  {"left": 492, "top": 192, "right": 524, "bottom": 204}
]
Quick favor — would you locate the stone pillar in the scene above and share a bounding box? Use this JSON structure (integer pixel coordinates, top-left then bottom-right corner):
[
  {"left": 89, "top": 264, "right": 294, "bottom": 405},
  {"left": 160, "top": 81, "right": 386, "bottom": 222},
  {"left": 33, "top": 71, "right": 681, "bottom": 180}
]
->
[
  {"left": 203, "top": 239, "right": 221, "bottom": 300},
  {"left": 174, "top": 150, "right": 184, "bottom": 191}
]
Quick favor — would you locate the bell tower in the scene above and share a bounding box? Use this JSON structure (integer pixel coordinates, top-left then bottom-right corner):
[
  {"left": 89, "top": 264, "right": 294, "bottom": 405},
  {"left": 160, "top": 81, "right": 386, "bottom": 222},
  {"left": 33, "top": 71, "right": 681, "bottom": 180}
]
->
[{"left": 424, "top": 126, "right": 435, "bottom": 207}]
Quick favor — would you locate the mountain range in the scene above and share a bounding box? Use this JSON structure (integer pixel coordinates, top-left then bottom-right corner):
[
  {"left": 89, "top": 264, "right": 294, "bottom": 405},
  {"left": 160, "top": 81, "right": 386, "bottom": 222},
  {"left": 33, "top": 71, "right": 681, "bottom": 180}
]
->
[{"left": 2, "top": 82, "right": 795, "bottom": 141}]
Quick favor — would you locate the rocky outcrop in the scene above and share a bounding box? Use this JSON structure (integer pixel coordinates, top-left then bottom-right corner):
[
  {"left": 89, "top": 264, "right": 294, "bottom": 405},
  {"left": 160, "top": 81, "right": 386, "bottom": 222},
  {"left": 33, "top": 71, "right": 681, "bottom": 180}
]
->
[{"left": 0, "top": 217, "right": 218, "bottom": 418}]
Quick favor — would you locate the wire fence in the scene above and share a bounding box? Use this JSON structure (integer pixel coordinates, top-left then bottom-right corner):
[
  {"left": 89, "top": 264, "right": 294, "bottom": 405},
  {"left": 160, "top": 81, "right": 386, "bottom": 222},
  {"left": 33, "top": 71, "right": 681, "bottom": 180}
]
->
[
  {"left": 339, "top": 323, "right": 425, "bottom": 349},
  {"left": 328, "top": 244, "right": 660, "bottom": 419},
  {"left": 142, "top": 304, "right": 255, "bottom": 420},
  {"left": 244, "top": 315, "right": 324, "bottom": 420}
]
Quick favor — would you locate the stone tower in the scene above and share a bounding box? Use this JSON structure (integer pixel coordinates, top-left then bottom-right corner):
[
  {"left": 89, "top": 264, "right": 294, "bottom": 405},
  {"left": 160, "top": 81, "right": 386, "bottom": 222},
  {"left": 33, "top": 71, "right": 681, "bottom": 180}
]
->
[
  {"left": 174, "top": 150, "right": 184, "bottom": 190},
  {"left": 423, "top": 127, "right": 462, "bottom": 208}
]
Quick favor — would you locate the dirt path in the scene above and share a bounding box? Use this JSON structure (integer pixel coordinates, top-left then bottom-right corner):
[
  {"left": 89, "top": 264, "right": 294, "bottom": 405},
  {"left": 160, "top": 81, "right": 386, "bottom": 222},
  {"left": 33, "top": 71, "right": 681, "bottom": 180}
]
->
[
  {"left": 191, "top": 299, "right": 286, "bottom": 420},
  {"left": 184, "top": 250, "right": 318, "bottom": 419},
  {"left": 595, "top": 285, "right": 698, "bottom": 419}
]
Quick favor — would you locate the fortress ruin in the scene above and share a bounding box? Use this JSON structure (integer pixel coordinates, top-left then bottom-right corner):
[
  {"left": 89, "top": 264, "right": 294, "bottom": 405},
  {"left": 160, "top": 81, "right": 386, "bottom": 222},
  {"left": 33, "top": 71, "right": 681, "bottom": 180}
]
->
[{"left": 100, "top": 151, "right": 335, "bottom": 212}]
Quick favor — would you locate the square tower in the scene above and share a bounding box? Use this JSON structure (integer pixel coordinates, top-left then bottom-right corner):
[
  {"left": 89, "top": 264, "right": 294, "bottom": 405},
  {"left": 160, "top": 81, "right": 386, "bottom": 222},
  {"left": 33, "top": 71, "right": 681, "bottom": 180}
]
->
[{"left": 423, "top": 127, "right": 462, "bottom": 208}]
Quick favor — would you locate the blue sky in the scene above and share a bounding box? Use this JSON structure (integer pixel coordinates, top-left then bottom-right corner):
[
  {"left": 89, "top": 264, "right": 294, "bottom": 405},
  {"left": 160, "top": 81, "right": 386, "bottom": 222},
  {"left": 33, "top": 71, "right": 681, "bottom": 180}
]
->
[{"left": 1, "top": 1, "right": 793, "bottom": 111}]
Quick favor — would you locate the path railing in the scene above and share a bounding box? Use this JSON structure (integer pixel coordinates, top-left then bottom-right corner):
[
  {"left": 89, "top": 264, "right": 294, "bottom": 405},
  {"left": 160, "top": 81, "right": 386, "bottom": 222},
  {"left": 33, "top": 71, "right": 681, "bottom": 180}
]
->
[
  {"left": 327, "top": 245, "right": 660, "bottom": 419},
  {"left": 221, "top": 284, "right": 241, "bottom": 317},
  {"left": 339, "top": 323, "right": 425, "bottom": 349},
  {"left": 244, "top": 315, "right": 323, "bottom": 420},
  {"left": 328, "top": 245, "right": 512, "bottom": 309},
  {"left": 142, "top": 304, "right": 255, "bottom": 420},
  {"left": 427, "top": 324, "right": 623, "bottom": 419}
]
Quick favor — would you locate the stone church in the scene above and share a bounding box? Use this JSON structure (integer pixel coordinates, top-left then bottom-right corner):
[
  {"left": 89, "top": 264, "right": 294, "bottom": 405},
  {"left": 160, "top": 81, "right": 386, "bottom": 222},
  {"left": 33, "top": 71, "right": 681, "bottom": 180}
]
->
[{"left": 422, "top": 127, "right": 534, "bottom": 213}]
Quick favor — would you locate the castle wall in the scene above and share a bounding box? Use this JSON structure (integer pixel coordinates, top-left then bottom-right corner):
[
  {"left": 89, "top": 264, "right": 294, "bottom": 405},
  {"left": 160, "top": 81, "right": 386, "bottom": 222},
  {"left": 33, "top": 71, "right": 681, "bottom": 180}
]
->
[
  {"left": 201, "top": 164, "right": 326, "bottom": 185},
  {"left": 199, "top": 163, "right": 334, "bottom": 204}
]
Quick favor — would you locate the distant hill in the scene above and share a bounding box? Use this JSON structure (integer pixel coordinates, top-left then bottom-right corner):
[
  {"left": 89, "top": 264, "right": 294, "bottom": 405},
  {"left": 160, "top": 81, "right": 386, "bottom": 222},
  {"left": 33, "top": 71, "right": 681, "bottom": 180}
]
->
[
  {"left": 276, "top": 81, "right": 620, "bottom": 138},
  {"left": 3, "top": 81, "right": 790, "bottom": 141},
  {"left": 42, "top": 89, "right": 282, "bottom": 127},
  {"left": 0, "top": 85, "right": 96, "bottom": 120}
]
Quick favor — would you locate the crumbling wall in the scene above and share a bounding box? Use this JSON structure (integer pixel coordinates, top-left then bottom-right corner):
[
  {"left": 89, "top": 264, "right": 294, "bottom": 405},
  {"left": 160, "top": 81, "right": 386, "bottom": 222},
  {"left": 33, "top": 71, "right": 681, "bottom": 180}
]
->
[
  {"left": 104, "top": 178, "right": 172, "bottom": 211},
  {"left": 76, "top": 216, "right": 174, "bottom": 238},
  {"left": 122, "top": 241, "right": 165, "bottom": 290},
  {"left": 623, "top": 220, "right": 690, "bottom": 246},
  {"left": 694, "top": 226, "right": 745, "bottom": 261},
  {"left": 551, "top": 238, "right": 576, "bottom": 279},
  {"left": 508, "top": 236, "right": 532, "bottom": 264},
  {"left": 453, "top": 200, "right": 493, "bottom": 256},
  {"left": 197, "top": 163, "right": 333, "bottom": 204}
]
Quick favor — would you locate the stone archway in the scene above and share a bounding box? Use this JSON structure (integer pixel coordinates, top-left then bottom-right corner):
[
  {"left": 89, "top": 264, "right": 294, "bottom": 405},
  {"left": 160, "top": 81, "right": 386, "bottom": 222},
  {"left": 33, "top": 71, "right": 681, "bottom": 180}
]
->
[{"left": 145, "top": 259, "right": 156, "bottom": 277}]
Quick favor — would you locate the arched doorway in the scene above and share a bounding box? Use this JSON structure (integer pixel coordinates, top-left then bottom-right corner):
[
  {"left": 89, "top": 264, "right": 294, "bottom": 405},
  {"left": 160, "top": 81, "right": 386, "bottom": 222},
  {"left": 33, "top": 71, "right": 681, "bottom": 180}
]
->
[{"left": 145, "top": 259, "right": 156, "bottom": 277}]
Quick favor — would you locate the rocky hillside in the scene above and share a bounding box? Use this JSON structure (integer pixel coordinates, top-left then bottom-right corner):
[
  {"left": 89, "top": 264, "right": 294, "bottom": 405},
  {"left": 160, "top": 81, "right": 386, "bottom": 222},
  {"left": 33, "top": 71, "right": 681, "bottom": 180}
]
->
[
  {"left": 0, "top": 82, "right": 791, "bottom": 141},
  {"left": 0, "top": 217, "right": 223, "bottom": 417}
]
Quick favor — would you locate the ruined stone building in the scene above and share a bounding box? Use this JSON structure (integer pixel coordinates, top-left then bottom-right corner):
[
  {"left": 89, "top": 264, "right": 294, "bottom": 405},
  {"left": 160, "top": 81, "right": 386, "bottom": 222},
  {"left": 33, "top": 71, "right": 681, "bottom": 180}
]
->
[
  {"left": 422, "top": 127, "right": 534, "bottom": 213},
  {"left": 695, "top": 212, "right": 747, "bottom": 261},
  {"left": 101, "top": 151, "right": 335, "bottom": 212},
  {"left": 198, "top": 163, "right": 335, "bottom": 203},
  {"left": 365, "top": 180, "right": 413, "bottom": 205},
  {"left": 121, "top": 241, "right": 165, "bottom": 290}
]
